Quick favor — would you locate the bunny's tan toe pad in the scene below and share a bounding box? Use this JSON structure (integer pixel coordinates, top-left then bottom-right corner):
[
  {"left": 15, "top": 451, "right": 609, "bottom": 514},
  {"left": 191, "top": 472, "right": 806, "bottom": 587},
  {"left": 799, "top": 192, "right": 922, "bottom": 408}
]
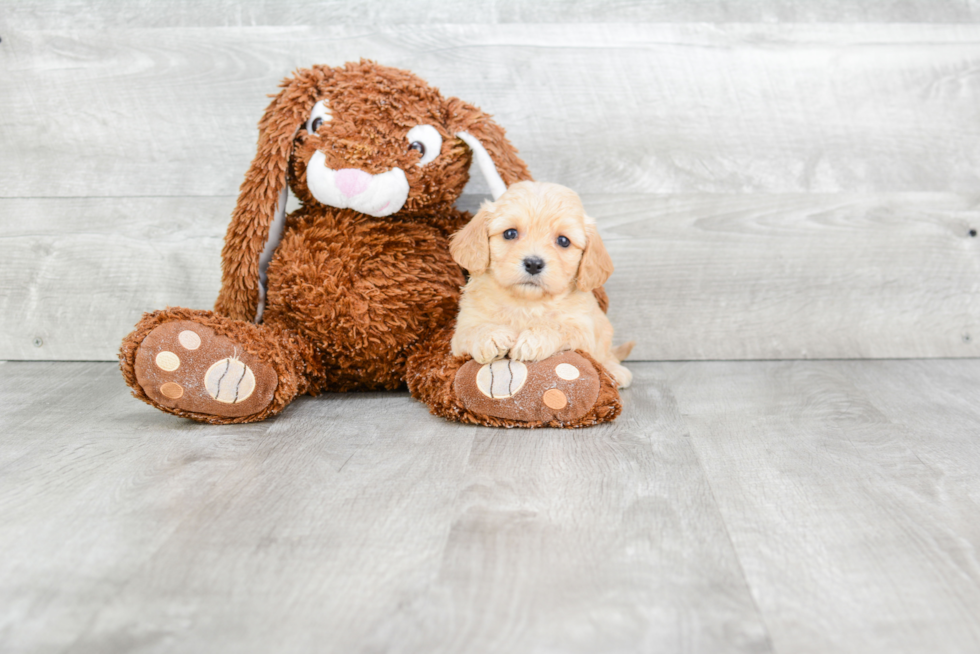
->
[
  {"left": 454, "top": 351, "right": 601, "bottom": 424},
  {"left": 134, "top": 321, "right": 277, "bottom": 418}
]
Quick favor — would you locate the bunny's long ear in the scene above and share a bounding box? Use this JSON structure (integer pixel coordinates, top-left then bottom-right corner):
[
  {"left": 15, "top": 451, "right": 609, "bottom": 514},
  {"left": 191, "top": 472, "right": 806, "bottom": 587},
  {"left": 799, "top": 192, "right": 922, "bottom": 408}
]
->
[
  {"left": 448, "top": 98, "right": 533, "bottom": 200},
  {"left": 214, "top": 75, "right": 317, "bottom": 322}
]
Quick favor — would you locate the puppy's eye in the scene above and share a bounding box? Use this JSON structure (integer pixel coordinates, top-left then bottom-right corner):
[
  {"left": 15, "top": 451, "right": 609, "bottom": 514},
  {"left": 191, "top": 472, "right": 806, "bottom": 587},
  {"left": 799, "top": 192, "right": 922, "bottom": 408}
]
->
[
  {"left": 556, "top": 235, "right": 571, "bottom": 248},
  {"left": 406, "top": 124, "right": 442, "bottom": 166},
  {"left": 503, "top": 229, "right": 518, "bottom": 240},
  {"left": 305, "top": 100, "right": 331, "bottom": 134}
]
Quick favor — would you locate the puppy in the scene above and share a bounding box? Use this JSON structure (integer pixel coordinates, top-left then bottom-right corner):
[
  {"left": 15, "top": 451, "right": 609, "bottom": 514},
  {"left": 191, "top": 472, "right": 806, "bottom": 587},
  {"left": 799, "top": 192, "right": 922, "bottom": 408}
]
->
[{"left": 449, "top": 181, "right": 633, "bottom": 388}]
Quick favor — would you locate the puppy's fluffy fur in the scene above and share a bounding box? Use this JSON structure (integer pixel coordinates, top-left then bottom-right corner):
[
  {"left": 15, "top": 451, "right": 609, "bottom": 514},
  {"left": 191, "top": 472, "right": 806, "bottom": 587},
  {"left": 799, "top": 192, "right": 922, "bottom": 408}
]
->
[{"left": 450, "top": 181, "right": 633, "bottom": 388}]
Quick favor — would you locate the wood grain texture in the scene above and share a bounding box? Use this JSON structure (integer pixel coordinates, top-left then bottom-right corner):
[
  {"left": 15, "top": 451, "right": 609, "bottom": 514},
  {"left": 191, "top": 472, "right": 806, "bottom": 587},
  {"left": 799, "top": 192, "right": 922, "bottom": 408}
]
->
[
  {"left": 0, "top": 197, "right": 228, "bottom": 361},
  {"left": 598, "top": 193, "right": 980, "bottom": 360},
  {"left": 665, "top": 359, "right": 980, "bottom": 654},
  {"left": 3, "top": 359, "right": 980, "bottom": 653},
  {"left": 0, "top": 363, "right": 477, "bottom": 653},
  {"left": 3, "top": 11, "right": 979, "bottom": 362},
  {"left": 4, "top": 193, "right": 977, "bottom": 361},
  {"left": 362, "top": 366, "right": 770, "bottom": 653},
  {"left": 842, "top": 360, "right": 980, "bottom": 494},
  {"left": 0, "top": 361, "right": 770, "bottom": 654},
  {"left": 3, "top": 24, "right": 980, "bottom": 197},
  {"left": 4, "top": 0, "right": 980, "bottom": 28}
]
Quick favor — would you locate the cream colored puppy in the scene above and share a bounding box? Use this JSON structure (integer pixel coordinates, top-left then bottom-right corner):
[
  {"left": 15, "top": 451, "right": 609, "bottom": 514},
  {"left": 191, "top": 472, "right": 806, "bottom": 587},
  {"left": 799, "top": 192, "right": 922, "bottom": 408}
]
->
[{"left": 450, "top": 181, "right": 632, "bottom": 388}]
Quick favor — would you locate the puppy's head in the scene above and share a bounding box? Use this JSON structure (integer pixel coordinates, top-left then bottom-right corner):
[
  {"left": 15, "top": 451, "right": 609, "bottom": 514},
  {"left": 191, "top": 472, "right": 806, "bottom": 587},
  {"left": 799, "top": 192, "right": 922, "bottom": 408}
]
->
[{"left": 450, "top": 181, "right": 614, "bottom": 298}]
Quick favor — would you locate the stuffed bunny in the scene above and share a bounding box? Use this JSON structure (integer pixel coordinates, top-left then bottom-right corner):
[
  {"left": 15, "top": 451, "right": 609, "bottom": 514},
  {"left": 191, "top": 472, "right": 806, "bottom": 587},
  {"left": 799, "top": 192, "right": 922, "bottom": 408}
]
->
[{"left": 119, "top": 61, "right": 623, "bottom": 427}]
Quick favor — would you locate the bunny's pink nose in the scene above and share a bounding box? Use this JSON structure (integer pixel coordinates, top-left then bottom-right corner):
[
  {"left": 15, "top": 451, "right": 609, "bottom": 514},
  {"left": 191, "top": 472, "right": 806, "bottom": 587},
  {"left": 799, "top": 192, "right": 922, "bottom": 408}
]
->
[{"left": 335, "top": 168, "right": 372, "bottom": 198}]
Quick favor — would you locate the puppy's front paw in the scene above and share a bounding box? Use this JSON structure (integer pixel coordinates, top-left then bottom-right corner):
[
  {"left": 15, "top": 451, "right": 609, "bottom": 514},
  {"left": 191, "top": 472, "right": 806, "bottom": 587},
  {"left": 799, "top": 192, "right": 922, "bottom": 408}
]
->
[
  {"left": 472, "top": 328, "right": 517, "bottom": 364},
  {"left": 510, "top": 328, "right": 563, "bottom": 362}
]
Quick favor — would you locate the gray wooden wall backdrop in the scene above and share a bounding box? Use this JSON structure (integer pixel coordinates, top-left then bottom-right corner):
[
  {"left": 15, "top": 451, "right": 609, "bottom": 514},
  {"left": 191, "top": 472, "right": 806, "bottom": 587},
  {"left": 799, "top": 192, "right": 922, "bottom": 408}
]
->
[{"left": 3, "top": 1, "right": 980, "bottom": 361}]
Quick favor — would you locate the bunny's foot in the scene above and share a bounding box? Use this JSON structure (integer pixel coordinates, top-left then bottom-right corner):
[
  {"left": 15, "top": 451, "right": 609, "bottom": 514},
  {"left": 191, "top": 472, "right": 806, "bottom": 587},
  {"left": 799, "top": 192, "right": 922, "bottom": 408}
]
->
[
  {"left": 133, "top": 320, "right": 277, "bottom": 419},
  {"left": 120, "top": 308, "right": 316, "bottom": 424},
  {"left": 452, "top": 351, "right": 622, "bottom": 428}
]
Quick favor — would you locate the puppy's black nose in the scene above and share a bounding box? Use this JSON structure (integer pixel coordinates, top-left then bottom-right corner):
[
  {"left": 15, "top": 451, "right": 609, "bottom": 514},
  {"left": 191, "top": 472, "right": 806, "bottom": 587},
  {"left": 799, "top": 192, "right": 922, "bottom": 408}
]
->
[{"left": 523, "top": 256, "right": 546, "bottom": 275}]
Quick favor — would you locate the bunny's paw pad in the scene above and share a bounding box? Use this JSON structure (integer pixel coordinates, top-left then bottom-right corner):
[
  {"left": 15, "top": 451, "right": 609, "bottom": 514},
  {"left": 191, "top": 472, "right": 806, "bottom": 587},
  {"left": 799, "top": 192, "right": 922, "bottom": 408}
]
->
[
  {"left": 133, "top": 321, "right": 277, "bottom": 418},
  {"left": 453, "top": 351, "right": 601, "bottom": 424}
]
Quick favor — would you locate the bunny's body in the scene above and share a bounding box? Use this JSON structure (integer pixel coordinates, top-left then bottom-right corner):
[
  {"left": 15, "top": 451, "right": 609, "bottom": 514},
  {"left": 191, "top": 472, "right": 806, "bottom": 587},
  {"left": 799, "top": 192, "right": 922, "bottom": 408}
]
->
[
  {"left": 119, "top": 61, "right": 624, "bottom": 428},
  {"left": 261, "top": 205, "right": 466, "bottom": 391}
]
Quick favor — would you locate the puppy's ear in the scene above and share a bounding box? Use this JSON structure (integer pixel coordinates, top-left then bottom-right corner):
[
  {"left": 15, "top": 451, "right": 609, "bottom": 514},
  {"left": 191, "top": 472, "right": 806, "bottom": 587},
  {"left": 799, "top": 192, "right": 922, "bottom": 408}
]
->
[
  {"left": 447, "top": 98, "right": 533, "bottom": 200},
  {"left": 214, "top": 68, "right": 325, "bottom": 322},
  {"left": 450, "top": 202, "right": 494, "bottom": 274},
  {"left": 576, "top": 220, "right": 614, "bottom": 292}
]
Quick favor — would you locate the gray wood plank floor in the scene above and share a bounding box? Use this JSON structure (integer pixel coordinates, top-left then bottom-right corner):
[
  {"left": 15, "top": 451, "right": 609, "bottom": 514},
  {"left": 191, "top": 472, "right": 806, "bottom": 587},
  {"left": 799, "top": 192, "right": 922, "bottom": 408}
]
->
[{"left": 2, "top": 359, "right": 979, "bottom": 653}]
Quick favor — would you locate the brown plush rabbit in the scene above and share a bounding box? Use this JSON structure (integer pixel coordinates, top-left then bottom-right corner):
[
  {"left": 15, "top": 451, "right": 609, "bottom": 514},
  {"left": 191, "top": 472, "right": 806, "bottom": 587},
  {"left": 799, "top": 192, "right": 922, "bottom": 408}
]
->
[{"left": 119, "top": 61, "right": 623, "bottom": 427}]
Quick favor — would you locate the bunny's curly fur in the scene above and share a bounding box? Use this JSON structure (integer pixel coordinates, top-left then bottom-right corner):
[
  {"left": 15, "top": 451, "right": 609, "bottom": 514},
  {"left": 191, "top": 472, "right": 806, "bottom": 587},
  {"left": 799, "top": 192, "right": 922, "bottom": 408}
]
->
[{"left": 119, "top": 61, "right": 622, "bottom": 427}]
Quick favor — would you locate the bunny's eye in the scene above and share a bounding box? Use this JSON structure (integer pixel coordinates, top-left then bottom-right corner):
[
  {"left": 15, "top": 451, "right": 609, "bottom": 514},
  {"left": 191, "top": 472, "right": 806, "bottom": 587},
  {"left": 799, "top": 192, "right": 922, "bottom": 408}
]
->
[
  {"left": 503, "top": 229, "right": 518, "bottom": 240},
  {"left": 406, "top": 124, "right": 442, "bottom": 166},
  {"left": 556, "top": 235, "right": 571, "bottom": 248},
  {"left": 305, "top": 100, "right": 331, "bottom": 134}
]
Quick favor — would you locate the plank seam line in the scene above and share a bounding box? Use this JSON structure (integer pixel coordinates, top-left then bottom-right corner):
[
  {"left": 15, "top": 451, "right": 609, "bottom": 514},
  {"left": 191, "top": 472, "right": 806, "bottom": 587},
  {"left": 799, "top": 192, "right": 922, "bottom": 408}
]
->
[{"left": 670, "top": 387, "right": 777, "bottom": 651}]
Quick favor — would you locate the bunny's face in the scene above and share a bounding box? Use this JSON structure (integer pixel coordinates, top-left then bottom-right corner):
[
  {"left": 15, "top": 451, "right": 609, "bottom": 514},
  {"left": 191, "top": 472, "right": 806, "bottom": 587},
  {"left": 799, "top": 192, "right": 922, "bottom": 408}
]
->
[{"left": 283, "top": 63, "right": 490, "bottom": 218}]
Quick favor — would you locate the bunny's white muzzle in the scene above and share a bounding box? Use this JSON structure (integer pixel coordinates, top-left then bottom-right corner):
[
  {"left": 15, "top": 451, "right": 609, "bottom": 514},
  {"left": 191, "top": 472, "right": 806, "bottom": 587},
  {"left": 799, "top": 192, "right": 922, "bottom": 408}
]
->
[{"left": 306, "top": 151, "right": 409, "bottom": 218}]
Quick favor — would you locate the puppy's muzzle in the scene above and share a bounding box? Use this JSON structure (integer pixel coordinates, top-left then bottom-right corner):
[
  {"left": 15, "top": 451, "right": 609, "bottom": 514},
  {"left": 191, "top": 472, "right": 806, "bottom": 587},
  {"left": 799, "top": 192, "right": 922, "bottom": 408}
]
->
[{"left": 523, "top": 256, "right": 546, "bottom": 276}]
